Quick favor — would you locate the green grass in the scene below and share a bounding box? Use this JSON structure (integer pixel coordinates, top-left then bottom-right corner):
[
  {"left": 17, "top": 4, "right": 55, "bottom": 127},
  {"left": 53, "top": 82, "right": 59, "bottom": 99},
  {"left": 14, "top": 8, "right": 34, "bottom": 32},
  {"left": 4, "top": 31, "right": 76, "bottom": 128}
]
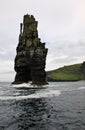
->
[
  {"left": 51, "top": 72, "right": 84, "bottom": 81},
  {"left": 47, "top": 63, "right": 84, "bottom": 81}
]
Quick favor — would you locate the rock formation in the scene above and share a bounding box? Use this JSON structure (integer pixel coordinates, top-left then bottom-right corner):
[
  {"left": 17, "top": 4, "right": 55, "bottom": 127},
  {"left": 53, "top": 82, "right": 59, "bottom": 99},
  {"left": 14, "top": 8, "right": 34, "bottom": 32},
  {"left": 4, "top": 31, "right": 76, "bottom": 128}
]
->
[
  {"left": 81, "top": 61, "right": 85, "bottom": 76},
  {"left": 12, "top": 14, "right": 48, "bottom": 85}
]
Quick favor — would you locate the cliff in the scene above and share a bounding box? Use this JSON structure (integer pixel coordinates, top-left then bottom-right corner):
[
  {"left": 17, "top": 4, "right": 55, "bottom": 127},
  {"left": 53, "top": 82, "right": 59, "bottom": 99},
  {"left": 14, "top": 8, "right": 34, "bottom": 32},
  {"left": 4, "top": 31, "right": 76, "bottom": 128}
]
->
[
  {"left": 12, "top": 14, "right": 48, "bottom": 85},
  {"left": 47, "top": 62, "right": 85, "bottom": 81}
]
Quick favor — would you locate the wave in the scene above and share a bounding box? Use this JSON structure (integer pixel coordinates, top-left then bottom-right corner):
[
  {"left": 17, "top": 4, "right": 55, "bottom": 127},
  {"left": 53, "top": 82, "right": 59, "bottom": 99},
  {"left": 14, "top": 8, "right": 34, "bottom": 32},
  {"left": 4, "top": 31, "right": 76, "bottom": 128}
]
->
[
  {"left": 0, "top": 90, "right": 61, "bottom": 101},
  {"left": 78, "top": 86, "right": 85, "bottom": 90},
  {"left": 11, "top": 83, "right": 48, "bottom": 89}
]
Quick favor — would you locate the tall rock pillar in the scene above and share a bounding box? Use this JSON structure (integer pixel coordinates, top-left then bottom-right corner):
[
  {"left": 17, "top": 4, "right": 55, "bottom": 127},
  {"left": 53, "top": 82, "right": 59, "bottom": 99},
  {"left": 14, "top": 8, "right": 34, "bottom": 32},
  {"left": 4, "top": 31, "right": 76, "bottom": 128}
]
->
[{"left": 12, "top": 14, "right": 48, "bottom": 85}]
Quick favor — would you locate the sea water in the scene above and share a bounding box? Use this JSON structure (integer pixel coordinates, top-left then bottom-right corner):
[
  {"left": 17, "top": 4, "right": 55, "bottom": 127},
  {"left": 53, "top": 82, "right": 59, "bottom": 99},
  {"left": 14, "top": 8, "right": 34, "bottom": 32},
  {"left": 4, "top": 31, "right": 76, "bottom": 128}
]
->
[{"left": 0, "top": 81, "right": 85, "bottom": 130}]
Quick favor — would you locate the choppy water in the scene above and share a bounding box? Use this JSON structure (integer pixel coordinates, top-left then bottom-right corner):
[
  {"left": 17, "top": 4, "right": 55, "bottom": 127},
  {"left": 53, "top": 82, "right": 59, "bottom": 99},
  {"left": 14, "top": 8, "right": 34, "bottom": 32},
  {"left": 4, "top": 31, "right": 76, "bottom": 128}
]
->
[{"left": 0, "top": 81, "right": 85, "bottom": 130}]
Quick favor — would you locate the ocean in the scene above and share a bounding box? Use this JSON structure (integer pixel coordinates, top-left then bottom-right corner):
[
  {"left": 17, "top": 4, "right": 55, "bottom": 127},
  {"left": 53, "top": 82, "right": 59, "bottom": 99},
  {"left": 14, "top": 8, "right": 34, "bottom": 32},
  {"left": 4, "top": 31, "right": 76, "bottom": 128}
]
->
[{"left": 0, "top": 81, "right": 85, "bottom": 130}]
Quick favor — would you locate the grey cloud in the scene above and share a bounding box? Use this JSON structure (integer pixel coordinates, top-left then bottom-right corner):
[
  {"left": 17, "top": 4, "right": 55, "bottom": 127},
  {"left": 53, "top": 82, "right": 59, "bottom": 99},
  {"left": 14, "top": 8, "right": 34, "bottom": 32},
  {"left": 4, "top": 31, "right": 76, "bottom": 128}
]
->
[{"left": 46, "top": 40, "right": 85, "bottom": 70}]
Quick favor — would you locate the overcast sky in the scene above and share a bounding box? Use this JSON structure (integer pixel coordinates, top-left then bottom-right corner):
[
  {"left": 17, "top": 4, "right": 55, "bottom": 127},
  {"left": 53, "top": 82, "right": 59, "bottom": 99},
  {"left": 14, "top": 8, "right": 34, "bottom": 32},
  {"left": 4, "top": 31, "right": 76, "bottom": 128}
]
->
[{"left": 0, "top": 0, "right": 85, "bottom": 81}]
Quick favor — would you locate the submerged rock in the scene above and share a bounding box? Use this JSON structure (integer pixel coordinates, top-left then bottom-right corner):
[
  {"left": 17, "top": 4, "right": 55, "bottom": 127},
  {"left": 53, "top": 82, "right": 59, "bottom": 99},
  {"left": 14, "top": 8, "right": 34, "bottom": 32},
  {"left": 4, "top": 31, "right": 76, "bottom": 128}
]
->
[{"left": 12, "top": 14, "right": 48, "bottom": 85}]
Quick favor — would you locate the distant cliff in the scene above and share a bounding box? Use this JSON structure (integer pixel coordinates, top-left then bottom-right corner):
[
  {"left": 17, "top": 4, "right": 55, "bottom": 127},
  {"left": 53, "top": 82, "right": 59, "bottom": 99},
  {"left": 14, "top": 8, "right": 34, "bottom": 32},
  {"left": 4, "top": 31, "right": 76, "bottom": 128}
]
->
[{"left": 47, "top": 62, "right": 85, "bottom": 81}]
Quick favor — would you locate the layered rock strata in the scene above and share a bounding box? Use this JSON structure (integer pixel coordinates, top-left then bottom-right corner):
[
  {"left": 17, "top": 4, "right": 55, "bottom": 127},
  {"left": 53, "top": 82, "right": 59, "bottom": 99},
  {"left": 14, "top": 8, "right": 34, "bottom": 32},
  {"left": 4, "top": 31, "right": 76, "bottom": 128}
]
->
[{"left": 12, "top": 14, "right": 48, "bottom": 85}]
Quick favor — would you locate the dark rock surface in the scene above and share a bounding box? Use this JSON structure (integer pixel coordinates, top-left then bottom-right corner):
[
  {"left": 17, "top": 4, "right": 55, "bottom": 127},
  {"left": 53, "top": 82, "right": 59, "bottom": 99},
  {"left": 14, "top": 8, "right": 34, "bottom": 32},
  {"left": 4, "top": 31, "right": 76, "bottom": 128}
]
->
[
  {"left": 81, "top": 61, "right": 85, "bottom": 76},
  {"left": 12, "top": 14, "right": 48, "bottom": 85}
]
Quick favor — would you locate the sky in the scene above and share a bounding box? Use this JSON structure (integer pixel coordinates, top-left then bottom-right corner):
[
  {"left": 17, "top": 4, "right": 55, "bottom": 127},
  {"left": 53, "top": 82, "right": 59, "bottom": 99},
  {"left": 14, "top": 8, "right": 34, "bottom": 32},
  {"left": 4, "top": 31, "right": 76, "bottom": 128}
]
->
[{"left": 0, "top": 0, "right": 85, "bottom": 81}]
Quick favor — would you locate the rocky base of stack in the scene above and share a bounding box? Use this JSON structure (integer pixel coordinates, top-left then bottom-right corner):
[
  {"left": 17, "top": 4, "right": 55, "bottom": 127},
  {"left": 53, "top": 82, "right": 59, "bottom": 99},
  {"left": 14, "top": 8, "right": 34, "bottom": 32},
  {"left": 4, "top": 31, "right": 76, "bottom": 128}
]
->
[
  {"left": 12, "top": 47, "right": 48, "bottom": 85},
  {"left": 30, "top": 48, "right": 48, "bottom": 85}
]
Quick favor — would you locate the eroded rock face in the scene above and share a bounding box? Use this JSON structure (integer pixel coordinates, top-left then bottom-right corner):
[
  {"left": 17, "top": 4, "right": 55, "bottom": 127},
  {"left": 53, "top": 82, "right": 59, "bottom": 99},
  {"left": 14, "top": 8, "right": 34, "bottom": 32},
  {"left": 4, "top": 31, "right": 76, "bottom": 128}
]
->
[
  {"left": 81, "top": 62, "right": 85, "bottom": 75},
  {"left": 12, "top": 14, "right": 48, "bottom": 85}
]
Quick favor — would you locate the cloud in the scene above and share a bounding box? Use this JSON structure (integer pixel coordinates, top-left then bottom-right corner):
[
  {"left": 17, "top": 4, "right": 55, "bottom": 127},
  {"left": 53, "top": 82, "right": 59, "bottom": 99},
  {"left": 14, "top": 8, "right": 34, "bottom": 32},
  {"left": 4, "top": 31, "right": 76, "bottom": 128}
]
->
[
  {"left": 0, "top": 60, "right": 14, "bottom": 73},
  {"left": 0, "top": 60, "right": 15, "bottom": 81},
  {"left": 46, "top": 40, "right": 85, "bottom": 70}
]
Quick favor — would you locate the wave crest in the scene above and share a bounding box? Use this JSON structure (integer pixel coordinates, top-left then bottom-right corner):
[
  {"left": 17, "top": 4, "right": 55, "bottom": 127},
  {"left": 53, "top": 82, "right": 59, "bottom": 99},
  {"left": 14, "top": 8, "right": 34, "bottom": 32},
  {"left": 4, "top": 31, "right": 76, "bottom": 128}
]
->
[{"left": 0, "top": 90, "right": 61, "bottom": 100}]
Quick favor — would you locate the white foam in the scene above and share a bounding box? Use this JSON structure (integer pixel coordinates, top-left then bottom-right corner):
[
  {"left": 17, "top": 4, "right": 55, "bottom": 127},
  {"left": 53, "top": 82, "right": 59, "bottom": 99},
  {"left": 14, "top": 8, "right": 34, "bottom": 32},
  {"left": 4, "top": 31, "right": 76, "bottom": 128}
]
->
[
  {"left": 12, "top": 83, "right": 31, "bottom": 88},
  {"left": 78, "top": 87, "right": 85, "bottom": 90},
  {"left": 0, "top": 90, "right": 61, "bottom": 100},
  {"left": 11, "top": 83, "right": 48, "bottom": 89}
]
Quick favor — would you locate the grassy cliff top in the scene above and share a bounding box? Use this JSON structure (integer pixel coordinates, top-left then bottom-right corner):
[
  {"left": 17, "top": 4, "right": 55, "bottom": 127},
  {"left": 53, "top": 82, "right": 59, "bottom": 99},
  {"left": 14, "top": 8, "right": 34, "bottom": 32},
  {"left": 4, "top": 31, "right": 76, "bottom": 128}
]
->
[{"left": 47, "top": 63, "right": 85, "bottom": 81}]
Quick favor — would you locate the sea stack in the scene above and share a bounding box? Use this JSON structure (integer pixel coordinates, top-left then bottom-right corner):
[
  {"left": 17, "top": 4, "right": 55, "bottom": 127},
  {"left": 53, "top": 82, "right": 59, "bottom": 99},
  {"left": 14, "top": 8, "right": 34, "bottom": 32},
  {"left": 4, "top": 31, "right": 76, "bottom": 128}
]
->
[{"left": 12, "top": 14, "right": 48, "bottom": 85}]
